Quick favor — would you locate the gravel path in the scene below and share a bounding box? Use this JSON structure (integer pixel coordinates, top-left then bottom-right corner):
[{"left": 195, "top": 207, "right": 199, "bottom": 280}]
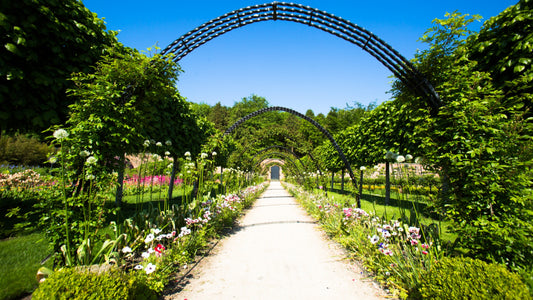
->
[{"left": 165, "top": 181, "right": 386, "bottom": 300}]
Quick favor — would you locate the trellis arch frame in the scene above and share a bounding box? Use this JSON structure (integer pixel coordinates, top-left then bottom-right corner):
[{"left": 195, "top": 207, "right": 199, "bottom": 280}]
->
[
  {"left": 161, "top": 1, "right": 441, "bottom": 111},
  {"left": 224, "top": 106, "right": 361, "bottom": 207}
]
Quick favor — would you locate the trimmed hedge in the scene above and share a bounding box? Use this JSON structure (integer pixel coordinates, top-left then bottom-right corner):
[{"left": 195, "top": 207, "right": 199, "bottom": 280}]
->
[
  {"left": 32, "top": 268, "right": 157, "bottom": 300},
  {"left": 416, "top": 256, "right": 531, "bottom": 299}
]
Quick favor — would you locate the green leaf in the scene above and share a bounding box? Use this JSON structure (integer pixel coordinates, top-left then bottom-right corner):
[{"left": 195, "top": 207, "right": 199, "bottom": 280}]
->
[{"left": 4, "top": 43, "right": 18, "bottom": 53}]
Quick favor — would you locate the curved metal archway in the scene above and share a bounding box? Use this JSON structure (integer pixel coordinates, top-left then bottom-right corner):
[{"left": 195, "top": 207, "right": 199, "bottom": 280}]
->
[
  {"left": 250, "top": 145, "right": 308, "bottom": 172},
  {"left": 161, "top": 1, "right": 441, "bottom": 110},
  {"left": 225, "top": 106, "right": 360, "bottom": 207},
  {"left": 254, "top": 152, "right": 303, "bottom": 181}
]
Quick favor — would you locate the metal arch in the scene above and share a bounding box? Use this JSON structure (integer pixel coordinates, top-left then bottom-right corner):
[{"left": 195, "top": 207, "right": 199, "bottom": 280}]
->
[
  {"left": 160, "top": 2, "right": 441, "bottom": 110},
  {"left": 224, "top": 105, "right": 361, "bottom": 207}
]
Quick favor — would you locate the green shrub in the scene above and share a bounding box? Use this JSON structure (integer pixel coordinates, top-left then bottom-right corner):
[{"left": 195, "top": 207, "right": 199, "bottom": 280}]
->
[
  {"left": 0, "top": 133, "right": 53, "bottom": 166},
  {"left": 32, "top": 267, "right": 157, "bottom": 300},
  {"left": 416, "top": 256, "right": 531, "bottom": 300}
]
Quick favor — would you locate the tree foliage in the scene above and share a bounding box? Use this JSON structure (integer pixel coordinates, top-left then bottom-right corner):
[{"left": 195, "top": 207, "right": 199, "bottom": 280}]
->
[
  {"left": 0, "top": 0, "right": 118, "bottom": 133},
  {"left": 390, "top": 2, "right": 532, "bottom": 272},
  {"left": 57, "top": 48, "right": 205, "bottom": 181}
]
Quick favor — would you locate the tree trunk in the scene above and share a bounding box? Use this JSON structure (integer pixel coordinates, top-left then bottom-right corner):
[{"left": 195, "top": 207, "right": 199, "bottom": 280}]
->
[
  {"left": 385, "top": 161, "right": 390, "bottom": 206},
  {"left": 341, "top": 168, "right": 345, "bottom": 192},
  {"left": 168, "top": 157, "right": 179, "bottom": 201},
  {"left": 115, "top": 153, "right": 126, "bottom": 206}
]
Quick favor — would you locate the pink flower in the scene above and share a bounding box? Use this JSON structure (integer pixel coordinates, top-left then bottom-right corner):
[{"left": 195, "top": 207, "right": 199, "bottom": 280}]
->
[
  {"left": 421, "top": 243, "right": 430, "bottom": 249},
  {"left": 410, "top": 239, "right": 419, "bottom": 246},
  {"left": 422, "top": 250, "right": 429, "bottom": 255}
]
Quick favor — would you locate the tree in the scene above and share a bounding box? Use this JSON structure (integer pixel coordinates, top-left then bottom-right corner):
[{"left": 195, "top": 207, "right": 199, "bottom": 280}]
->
[
  {"left": 0, "top": 0, "right": 118, "bottom": 133},
  {"left": 59, "top": 47, "right": 206, "bottom": 204},
  {"left": 392, "top": 5, "right": 533, "bottom": 272}
]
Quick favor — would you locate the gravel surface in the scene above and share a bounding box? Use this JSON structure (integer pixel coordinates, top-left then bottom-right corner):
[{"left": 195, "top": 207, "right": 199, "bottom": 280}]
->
[{"left": 165, "top": 181, "right": 386, "bottom": 300}]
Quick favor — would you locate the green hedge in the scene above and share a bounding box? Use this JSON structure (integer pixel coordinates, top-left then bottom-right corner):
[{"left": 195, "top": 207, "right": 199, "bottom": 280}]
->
[
  {"left": 416, "top": 256, "right": 531, "bottom": 299},
  {"left": 32, "top": 268, "right": 157, "bottom": 300}
]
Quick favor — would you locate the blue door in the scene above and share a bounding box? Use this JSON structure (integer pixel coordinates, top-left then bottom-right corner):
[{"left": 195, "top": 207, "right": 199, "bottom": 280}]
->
[{"left": 271, "top": 165, "right": 280, "bottom": 180}]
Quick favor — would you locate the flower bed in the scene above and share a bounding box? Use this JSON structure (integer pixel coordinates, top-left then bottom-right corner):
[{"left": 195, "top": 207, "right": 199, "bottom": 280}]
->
[
  {"left": 284, "top": 183, "right": 530, "bottom": 299},
  {"left": 32, "top": 182, "right": 268, "bottom": 299}
]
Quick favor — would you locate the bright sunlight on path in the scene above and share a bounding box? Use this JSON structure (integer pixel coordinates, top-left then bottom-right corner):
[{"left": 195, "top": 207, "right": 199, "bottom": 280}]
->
[{"left": 166, "top": 181, "right": 385, "bottom": 300}]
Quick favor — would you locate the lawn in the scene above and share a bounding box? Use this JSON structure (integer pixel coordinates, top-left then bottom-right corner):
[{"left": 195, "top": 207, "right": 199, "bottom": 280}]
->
[{"left": 0, "top": 233, "right": 52, "bottom": 300}]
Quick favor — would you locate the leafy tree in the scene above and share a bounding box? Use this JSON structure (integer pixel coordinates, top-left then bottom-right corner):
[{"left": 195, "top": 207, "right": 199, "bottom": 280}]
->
[
  {"left": 208, "top": 102, "right": 231, "bottom": 132},
  {"left": 392, "top": 4, "right": 532, "bottom": 273},
  {"left": 58, "top": 48, "right": 205, "bottom": 201},
  {"left": 0, "top": 0, "right": 118, "bottom": 133}
]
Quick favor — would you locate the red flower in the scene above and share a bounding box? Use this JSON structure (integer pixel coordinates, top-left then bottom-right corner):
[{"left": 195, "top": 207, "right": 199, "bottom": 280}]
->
[{"left": 155, "top": 244, "right": 166, "bottom": 254}]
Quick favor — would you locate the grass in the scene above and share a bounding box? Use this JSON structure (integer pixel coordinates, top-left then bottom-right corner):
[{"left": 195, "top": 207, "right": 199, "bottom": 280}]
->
[{"left": 0, "top": 233, "right": 52, "bottom": 300}]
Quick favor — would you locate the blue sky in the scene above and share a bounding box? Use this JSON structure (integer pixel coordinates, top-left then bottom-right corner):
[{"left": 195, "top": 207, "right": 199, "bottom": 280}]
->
[{"left": 82, "top": 0, "right": 515, "bottom": 115}]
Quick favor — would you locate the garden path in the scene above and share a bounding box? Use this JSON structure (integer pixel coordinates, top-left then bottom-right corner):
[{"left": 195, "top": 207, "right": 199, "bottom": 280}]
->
[{"left": 165, "top": 181, "right": 385, "bottom": 300}]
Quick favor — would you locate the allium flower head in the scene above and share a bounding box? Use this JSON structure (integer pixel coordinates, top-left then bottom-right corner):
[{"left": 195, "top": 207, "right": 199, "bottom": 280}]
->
[
  {"left": 48, "top": 156, "right": 58, "bottom": 164},
  {"left": 184, "top": 151, "right": 191, "bottom": 157},
  {"left": 165, "top": 140, "right": 172, "bottom": 146},
  {"left": 80, "top": 150, "right": 90, "bottom": 157},
  {"left": 212, "top": 151, "right": 217, "bottom": 156},
  {"left": 85, "top": 156, "right": 98, "bottom": 166},
  {"left": 53, "top": 129, "right": 69, "bottom": 140},
  {"left": 85, "top": 174, "right": 95, "bottom": 181},
  {"left": 156, "top": 142, "right": 162, "bottom": 147},
  {"left": 201, "top": 152, "right": 208, "bottom": 159},
  {"left": 165, "top": 151, "right": 170, "bottom": 156},
  {"left": 360, "top": 166, "right": 366, "bottom": 171},
  {"left": 406, "top": 154, "right": 413, "bottom": 161},
  {"left": 384, "top": 151, "right": 397, "bottom": 161},
  {"left": 143, "top": 140, "right": 150, "bottom": 148},
  {"left": 396, "top": 155, "right": 406, "bottom": 163}
]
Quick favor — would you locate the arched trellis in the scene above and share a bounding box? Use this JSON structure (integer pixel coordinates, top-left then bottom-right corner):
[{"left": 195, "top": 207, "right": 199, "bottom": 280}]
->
[
  {"left": 249, "top": 145, "right": 308, "bottom": 173},
  {"left": 161, "top": 1, "right": 441, "bottom": 111},
  {"left": 231, "top": 131, "right": 321, "bottom": 175},
  {"left": 225, "top": 106, "right": 361, "bottom": 207},
  {"left": 253, "top": 152, "right": 303, "bottom": 182}
]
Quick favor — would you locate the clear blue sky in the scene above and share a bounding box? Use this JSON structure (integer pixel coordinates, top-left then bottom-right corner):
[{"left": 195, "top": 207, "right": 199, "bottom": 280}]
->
[{"left": 82, "top": 0, "right": 515, "bottom": 115}]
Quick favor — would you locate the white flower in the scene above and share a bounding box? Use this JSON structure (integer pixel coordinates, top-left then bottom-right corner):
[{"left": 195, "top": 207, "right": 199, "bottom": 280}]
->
[
  {"left": 165, "top": 151, "right": 170, "bottom": 156},
  {"left": 370, "top": 235, "right": 380, "bottom": 244},
  {"left": 212, "top": 151, "right": 217, "bottom": 156},
  {"left": 406, "top": 154, "right": 413, "bottom": 161},
  {"left": 134, "top": 265, "right": 143, "bottom": 270},
  {"left": 147, "top": 248, "right": 154, "bottom": 254},
  {"left": 85, "top": 156, "right": 98, "bottom": 166},
  {"left": 141, "top": 252, "right": 150, "bottom": 258},
  {"left": 156, "top": 142, "right": 162, "bottom": 147},
  {"left": 384, "top": 151, "right": 397, "bottom": 161},
  {"left": 201, "top": 152, "right": 208, "bottom": 159},
  {"left": 360, "top": 166, "right": 366, "bottom": 171},
  {"left": 143, "top": 140, "right": 150, "bottom": 147},
  {"left": 144, "top": 233, "right": 155, "bottom": 244},
  {"left": 165, "top": 140, "right": 172, "bottom": 146},
  {"left": 48, "top": 156, "right": 58, "bottom": 164},
  {"left": 79, "top": 150, "right": 90, "bottom": 157},
  {"left": 153, "top": 228, "right": 162, "bottom": 235},
  {"left": 122, "top": 246, "right": 132, "bottom": 253},
  {"left": 184, "top": 151, "right": 191, "bottom": 157},
  {"left": 396, "top": 155, "right": 405, "bottom": 163},
  {"left": 53, "top": 129, "right": 69, "bottom": 140},
  {"left": 145, "top": 263, "right": 156, "bottom": 274},
  {"left": 85, "top": 174, "right": 95, "bottom": 181}
]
